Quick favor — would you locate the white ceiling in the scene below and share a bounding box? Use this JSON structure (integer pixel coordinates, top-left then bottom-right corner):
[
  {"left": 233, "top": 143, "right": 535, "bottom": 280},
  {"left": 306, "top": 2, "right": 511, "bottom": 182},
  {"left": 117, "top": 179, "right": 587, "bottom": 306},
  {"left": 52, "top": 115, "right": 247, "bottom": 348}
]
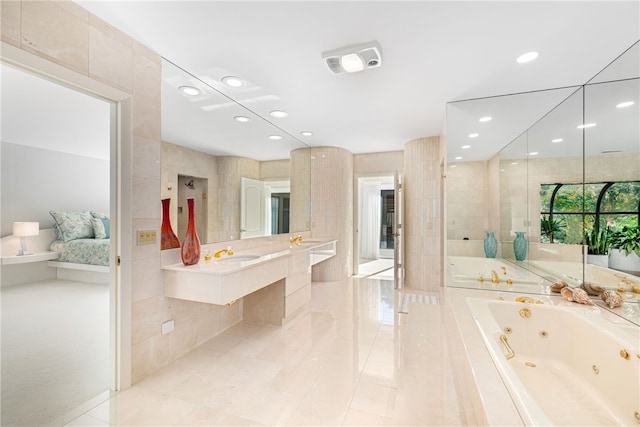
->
[{"left": 2, "top": 2, "right": 639, "bottom": 163}]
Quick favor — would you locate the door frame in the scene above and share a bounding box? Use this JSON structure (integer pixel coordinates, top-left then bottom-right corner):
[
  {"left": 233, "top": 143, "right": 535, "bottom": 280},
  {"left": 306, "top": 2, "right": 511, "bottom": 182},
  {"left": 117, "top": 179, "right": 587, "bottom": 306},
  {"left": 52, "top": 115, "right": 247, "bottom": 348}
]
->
[
  {"left": 353, "top": 173, "right": 395, "bottom": 276},
  {"left": 1, "top": 42, "right": 132, "bottom": 391}
]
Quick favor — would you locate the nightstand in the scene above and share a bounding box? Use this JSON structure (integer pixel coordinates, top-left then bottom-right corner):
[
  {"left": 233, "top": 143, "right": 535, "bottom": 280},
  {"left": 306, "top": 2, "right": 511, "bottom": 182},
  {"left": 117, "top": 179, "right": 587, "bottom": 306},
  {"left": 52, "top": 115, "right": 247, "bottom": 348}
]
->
[{"left": 1, "top": 251, "right": 59, "bottom": 265}]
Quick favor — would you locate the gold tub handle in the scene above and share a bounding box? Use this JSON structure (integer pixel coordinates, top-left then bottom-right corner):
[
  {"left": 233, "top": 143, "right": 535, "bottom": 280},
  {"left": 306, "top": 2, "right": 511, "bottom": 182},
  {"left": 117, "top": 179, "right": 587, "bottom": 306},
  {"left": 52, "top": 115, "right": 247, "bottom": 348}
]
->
[{"left": 500, "top": 334, "right": 515, "bottom": 360}]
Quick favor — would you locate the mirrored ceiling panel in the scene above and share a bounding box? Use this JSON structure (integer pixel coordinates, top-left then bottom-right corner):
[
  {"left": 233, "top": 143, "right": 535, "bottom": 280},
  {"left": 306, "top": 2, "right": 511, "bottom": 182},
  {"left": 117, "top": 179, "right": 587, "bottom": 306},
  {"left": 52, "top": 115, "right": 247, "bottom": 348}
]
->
[
  {"left": 584, "top": 78, "right": 639, "bottom": 157},
  {"left": 162, "top": 59, "right": 309, "bottom": 161},
  {"left": 588, "top": 40, "right": 640, "bottom": 84},
  {"left": 446, "top": 87, "right": 578, "bottom": 163}
]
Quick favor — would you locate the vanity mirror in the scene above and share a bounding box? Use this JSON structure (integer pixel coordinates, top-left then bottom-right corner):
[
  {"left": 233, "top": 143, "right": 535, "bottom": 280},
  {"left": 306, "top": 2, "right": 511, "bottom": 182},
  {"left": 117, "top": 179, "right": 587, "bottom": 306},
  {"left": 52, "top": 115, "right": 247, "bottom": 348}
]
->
[
  {"left": 446, "top": 40, "right": 640, "bottom": 318},
  {"left": 160, "top": 59, "right": 311, "bottom": 245}
]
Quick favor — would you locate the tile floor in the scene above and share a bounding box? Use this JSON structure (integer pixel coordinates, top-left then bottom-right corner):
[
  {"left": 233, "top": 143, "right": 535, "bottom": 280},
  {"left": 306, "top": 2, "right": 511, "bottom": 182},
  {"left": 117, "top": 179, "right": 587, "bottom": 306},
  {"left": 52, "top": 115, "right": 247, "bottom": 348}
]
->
[
  {"left": 65, "top": 277, "right": 483, "bottom": 426},
  {"left": 1, "top": 280, "right": 109, "bottom": 426}
]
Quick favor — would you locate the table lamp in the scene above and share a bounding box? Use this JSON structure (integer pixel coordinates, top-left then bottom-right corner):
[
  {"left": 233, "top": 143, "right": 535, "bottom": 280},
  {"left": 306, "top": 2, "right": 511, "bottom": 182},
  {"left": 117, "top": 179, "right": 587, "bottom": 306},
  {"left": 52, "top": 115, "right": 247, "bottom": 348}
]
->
[{"left": 13, "top": 222, "right": 39, "bottom": 256}]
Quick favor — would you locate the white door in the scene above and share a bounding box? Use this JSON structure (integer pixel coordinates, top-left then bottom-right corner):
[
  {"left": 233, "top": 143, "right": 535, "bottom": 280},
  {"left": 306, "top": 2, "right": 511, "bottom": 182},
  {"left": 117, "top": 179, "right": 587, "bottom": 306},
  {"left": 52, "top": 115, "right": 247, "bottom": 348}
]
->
[
  {"left": 241, "top": 177, "right": 267, "bottom": 238},
  {"left": 393, "top": 171, "right": 404, "bottom": 289}
]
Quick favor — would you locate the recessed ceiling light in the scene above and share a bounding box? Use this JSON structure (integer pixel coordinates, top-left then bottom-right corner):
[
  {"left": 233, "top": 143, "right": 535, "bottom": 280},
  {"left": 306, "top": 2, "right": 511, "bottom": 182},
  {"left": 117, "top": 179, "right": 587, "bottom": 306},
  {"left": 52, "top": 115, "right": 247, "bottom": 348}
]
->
[
  {"left": 300, "top": 131, "right": 313, "bottom": 136},
  {"left": 511, "top": 162, "right": 518, "bottom": 165},
  {"left": 577, "top": 123, "right": 597, "bottom": 129},
  {"left": 450, "top": 165, "right": 457, "bottom": 168},
  {"left": 178, "top": 85, "right": 201, "bottom": 96},
  {"left": 616, "top": 101, "right": 635, "bottom": 109},
  {"left": 528, "top": 152, "right": 539, "bottom": 156},
  {"left": 479, "top": 116, "right": 492, "bottom": 122},
  {"left": 268, "top": 135, "right": 283, "bottom": 141},
  {"left": 270, "top": 110, "right": 289, "bottom": 118},
  {"left": 455, "top": 156, "right": 463, "bottom": 160},
  {"left": 468, "top": 133, "right": 479, "bottom": 138},
  {"left": 517, "top": 51, "right": 539, "bottom": 64},
  {"left": 552, "top": 138, "right": 563, "bottom": 143},
  {"left": 462, "top": 145, "right": 471, "bottom": 149},
  {"left": 222, "top": 76, "right": 243, "bottom": 88},
  {"left": 234, "top": 116, "right": 251, "bottom": 123}
]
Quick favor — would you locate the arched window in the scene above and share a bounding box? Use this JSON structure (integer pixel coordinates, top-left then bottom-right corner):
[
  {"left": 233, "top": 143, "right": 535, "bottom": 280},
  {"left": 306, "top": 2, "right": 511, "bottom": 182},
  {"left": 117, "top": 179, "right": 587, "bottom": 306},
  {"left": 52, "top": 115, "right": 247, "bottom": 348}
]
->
[{"left": 540, "top": 181, "right": 640, "bottom": 244}]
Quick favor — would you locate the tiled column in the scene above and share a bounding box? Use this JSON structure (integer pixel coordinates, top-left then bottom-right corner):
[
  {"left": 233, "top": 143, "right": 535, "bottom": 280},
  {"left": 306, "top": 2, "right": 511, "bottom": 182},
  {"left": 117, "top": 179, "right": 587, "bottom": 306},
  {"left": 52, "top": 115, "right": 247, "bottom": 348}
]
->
[
  {"left": 308, "top": 147, "right": 354, "bottom": 281},
  {"left": 290, "top": 148, "right": 312, "bottom": 234},
  {"left": 215, "top": 156, "right": 260, "bottom": 242},
  {"left": 404, "top": 137, "right": 442, "bottom": 292}
]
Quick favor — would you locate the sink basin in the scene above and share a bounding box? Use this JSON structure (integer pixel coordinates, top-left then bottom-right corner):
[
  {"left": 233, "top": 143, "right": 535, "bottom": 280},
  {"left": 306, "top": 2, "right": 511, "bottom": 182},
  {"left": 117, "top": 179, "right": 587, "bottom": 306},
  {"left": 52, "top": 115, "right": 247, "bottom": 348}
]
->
[
  {"left": 218, "top": 255, "right": 260, "bottom": 263},
  {"left": 296, "top": 240, "right": 323, "bottom": 245}
]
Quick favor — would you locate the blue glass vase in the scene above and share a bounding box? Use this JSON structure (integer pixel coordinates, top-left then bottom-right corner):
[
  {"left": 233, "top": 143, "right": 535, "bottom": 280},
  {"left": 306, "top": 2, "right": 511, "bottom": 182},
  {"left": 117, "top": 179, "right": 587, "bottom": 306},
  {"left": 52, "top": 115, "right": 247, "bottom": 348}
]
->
[
  {"left": 513, "top": 231, "right": 528, "bottom": 261},
  {"left": 483, "top": 231, "right": 497, "bottom": 258}
]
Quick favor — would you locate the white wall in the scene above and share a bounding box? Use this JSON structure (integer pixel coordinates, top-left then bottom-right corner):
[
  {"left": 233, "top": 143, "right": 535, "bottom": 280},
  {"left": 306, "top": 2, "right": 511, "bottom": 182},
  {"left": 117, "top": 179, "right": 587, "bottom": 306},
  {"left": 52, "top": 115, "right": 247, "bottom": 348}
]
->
[{"left": 1, "top": 142, "right": 109, "bottom": 236}]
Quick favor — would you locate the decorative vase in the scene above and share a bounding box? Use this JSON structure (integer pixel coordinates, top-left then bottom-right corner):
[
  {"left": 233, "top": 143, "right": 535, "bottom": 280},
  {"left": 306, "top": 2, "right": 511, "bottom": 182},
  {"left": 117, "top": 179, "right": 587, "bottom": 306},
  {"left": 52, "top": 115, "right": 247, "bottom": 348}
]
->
[
  {"left": 513, "top": 231, "right": 528, "bottom": 261},
  {"left": 181, "top": 197, "right": 201, "bottom": 265},
  {"left": 483, "top": 231, "right": 497, "bottom": 258},
  {"left": 160, "top": 198, "right": 181, "bottom": 250}
]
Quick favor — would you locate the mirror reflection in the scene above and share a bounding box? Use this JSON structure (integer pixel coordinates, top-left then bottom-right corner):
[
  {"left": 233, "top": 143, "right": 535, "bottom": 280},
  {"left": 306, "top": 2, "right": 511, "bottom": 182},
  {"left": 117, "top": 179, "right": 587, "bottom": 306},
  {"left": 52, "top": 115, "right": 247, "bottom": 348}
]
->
[
  {"left": 160, "top": 59, "right": 311, "bottom": 245},
  {"left": 446, "top": 40, "right": 640, "bottom": 322}
]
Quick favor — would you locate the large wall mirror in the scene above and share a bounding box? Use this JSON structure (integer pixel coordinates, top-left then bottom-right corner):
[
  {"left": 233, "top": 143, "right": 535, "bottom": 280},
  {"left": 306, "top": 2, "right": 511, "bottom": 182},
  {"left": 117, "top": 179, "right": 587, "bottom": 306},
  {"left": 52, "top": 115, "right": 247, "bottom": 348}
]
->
[
  {"left": 446, "top": 40, "right": 639, "bottom": 324},
  {"left": 160, "top": 59, "right": 311, "bottom": 245}
]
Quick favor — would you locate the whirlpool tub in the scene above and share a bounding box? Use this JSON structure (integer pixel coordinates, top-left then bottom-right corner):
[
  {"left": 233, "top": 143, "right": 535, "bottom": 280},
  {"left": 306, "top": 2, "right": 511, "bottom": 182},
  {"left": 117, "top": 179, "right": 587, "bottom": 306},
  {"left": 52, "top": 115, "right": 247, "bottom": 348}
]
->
[
  {"left": 466, "top": 297, "right": 640, "bottom": 426},
  {"left": 448, "top": 256, "right": 544, "bottom": 285}
]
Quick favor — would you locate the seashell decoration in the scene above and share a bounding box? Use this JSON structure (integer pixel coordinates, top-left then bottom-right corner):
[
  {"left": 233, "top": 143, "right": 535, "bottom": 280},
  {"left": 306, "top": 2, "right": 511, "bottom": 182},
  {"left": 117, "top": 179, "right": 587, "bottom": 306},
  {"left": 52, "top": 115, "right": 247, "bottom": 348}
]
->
[
  {"left": 601, "top": 290, "right": 624, "bottom": 308},
  {"left": 571, "top": 287, "right": 594, "bottom": 305},
  {"left": 580, "top": 282, "right": 606, "bottom": 296},
  {"left": 559, "top": 286, "right": 594, "bottom": 305},
  {"left": 550, "top": 280, "right": 568, "bottom": 293},
  {"left": 560, "top": 286, "right": 574, "bottom": 301}
]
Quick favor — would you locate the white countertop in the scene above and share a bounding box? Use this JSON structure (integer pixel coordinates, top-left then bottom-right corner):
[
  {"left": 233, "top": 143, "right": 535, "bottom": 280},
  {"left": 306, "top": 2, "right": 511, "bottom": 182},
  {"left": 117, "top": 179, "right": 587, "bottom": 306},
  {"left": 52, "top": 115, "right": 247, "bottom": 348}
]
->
[{"left": 162, "top": 239, "right": 336, "bottom": 276}]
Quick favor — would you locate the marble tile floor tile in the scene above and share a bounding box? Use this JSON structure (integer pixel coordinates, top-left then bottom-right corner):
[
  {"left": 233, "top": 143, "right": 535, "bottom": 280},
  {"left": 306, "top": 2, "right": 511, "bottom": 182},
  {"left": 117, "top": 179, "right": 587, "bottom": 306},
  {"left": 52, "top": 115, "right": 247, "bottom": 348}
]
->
[{"left": 66, "top": 277, "right": 483, "bottom": 426}]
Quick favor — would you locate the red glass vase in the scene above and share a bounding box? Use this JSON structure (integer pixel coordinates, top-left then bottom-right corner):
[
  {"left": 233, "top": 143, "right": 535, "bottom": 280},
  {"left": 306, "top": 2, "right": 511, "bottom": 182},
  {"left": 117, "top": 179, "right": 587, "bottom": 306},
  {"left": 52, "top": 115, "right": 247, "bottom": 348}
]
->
[
  {"left": 181, "top": 197, "right": 201, "bottom": 265},
  {"left": 160, "top": 198, "right": 180, "bottom": 250}
]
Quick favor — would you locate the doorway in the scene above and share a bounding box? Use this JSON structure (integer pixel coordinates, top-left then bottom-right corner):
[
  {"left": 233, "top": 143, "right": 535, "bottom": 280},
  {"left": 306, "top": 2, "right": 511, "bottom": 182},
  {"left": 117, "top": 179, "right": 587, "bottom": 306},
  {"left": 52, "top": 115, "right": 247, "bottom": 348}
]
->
[
  {"left": 0, "top": 62, "right": 117, "bottom": 424},
  {"left": 355, "top": 175, "right": 395, "bottom": 281}
]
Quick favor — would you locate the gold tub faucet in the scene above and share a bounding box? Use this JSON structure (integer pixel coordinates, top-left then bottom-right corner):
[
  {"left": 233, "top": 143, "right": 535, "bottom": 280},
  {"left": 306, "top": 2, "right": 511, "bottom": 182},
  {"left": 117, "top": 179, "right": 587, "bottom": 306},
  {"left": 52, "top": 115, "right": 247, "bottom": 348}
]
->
[
  {"left": 491, "top": 270, "right": 500, "bottom": 283},
  {"left": 290, "top": 235, "right": 303, "bottom": 245}
]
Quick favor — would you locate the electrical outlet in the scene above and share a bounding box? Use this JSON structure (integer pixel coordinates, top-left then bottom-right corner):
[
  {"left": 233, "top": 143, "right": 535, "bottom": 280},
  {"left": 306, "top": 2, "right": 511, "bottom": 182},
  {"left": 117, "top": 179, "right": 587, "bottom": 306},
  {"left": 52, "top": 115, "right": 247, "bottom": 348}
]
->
[{"left": 161, "top": 319, "right": 174, "bottom": 335}]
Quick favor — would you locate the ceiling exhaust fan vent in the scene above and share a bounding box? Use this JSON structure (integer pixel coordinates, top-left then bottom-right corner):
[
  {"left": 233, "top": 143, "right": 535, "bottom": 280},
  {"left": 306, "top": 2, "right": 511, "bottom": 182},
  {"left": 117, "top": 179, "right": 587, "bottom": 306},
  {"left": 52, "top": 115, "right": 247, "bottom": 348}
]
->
[{"left": 322, "top": 41, "right": 382, "bottom": 75}]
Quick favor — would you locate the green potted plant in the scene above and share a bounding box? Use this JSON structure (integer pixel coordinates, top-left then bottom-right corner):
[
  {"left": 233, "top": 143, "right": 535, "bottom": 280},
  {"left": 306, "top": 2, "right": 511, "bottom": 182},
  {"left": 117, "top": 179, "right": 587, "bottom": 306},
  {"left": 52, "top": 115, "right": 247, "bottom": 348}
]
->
[
  {"left": 541, "top": 215, "right": 566, "bottom": 243},
  {"left": 584, "top": 226, "right": 610, "bottom": 267},
  {"left": 609, "top": 225, "right": 640, "bottom": 273}
]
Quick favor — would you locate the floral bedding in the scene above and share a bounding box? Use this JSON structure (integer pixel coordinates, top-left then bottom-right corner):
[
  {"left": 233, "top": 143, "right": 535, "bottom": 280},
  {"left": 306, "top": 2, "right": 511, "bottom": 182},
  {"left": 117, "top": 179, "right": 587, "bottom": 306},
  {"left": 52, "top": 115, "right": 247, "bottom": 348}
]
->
[{"left": 50, "top": 238, "right": 110, "bottom": 266}]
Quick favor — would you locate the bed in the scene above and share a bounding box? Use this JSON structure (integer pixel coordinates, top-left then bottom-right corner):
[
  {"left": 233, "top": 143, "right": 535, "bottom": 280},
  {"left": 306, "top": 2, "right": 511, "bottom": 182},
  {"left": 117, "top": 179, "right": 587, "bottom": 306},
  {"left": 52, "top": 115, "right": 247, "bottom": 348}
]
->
[
  {"left": 48, "top": 210, "right": 111, "bottom": 274},
  {"left": 49, "top": 238, "right": 110, "bottom": 266}
]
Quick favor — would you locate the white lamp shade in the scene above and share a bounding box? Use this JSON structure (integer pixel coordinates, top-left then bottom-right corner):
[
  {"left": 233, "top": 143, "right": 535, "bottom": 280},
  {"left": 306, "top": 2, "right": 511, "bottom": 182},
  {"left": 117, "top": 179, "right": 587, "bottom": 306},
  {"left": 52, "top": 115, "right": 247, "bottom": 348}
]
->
[{"left": 13, "top": 222, "right": 39, "bottom": 237}]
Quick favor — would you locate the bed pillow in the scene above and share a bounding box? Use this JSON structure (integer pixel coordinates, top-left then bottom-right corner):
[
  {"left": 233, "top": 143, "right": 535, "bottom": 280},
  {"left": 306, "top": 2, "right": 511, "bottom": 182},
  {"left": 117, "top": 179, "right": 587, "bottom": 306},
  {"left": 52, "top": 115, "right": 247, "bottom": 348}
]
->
[
  {"left": 52, "top": 223, "right": 64, "bottom": 240},
  {"left": 101, "top": 217, "right": 110, "bottom": 238},
  {"left": 91, "top": 217, "right": 108, "bottom": 239},
  {"left": 91, "top": 211, "right": 109, "bottom": 220},
  {"left": 49, "top": 211, "right": 94, "bottom": 242},
  {"left": 90, "top": 212, "right": 110, "bottom": 238}
]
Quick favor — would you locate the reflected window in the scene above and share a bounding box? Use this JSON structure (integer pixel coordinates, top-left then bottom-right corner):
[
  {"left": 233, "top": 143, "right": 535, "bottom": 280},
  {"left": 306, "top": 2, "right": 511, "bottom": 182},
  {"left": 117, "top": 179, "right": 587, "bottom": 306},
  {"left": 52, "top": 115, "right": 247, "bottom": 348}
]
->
[
  {"left": 540, "top": 180, "right": 639, "bottom": 244},
  {"left": 600, "top": 181, "right": 640, "bottom": 230}
]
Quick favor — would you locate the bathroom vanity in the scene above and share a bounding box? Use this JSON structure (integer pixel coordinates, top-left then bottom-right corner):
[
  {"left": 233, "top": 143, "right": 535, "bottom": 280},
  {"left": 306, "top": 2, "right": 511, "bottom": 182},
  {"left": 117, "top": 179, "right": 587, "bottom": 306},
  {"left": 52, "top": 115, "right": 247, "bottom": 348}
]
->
[{"left": 162, "top": 239, "right": 336, "bottom": 325}]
